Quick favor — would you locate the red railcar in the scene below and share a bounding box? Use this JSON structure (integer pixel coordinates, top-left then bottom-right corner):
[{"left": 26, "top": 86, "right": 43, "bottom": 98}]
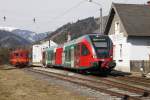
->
[{"left": 9, "top": 49, "right": 29, "bottom": 66}]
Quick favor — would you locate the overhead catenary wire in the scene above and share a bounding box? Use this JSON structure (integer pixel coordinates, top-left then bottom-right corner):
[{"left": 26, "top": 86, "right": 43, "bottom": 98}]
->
[
  {"left": 49, "top": 0, "right": 86, "bottom": 22},
  {"left": 0, "top": 0, "right": 115, "bottom": 32},
  {"left": 0, "top": 0, "right": 86, "bottom": 24}
]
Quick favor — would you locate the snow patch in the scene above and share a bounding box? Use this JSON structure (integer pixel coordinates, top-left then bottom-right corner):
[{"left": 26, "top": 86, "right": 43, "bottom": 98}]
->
[{"left": 0, "top": 26, "right": 18, "bottom": 32}]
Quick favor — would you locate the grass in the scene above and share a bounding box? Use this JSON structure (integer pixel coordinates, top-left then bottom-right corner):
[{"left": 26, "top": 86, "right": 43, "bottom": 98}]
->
[{"left": 0, "top": 65, "right": 89, "bottom": 100}]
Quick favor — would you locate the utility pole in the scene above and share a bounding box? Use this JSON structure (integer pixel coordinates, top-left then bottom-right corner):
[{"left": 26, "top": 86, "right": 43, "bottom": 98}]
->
[
  {"left": 88, "top": 0, "right": 103, "bottom": 34},
  {"left": 67, "top": 32, "right": 71, "bottom": 42},
  {"left": 100, "top": 8, "right": 103, "bottom": 34}
]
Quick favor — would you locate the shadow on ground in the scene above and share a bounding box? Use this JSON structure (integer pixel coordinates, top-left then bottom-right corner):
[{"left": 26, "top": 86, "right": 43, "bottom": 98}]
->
[
  {"left": 88, "top": 70, "right": 132, "bottom": 77},
  {"left": 0, "top": 67, "right": 17, "bottom": 70},
  {"left": 0, "top": 64, "right": 24, "bottom": 70},
  {"left": 109, "top": 70, "right": 131, "bottom": 77}
]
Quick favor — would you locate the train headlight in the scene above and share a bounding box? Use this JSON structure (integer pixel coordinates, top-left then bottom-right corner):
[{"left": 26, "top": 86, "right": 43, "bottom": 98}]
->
[
  {"left": 93, "top": 55, "right": 97, "bottom": 58},
  {"left": 101, "top": 59, "right": 105, "bottom": 61}
]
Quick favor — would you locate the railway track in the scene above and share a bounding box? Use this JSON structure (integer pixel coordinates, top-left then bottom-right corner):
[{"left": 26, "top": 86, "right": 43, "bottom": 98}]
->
[
  {"left": 24, "top": 67, "right": 150, "bottom": 100},
  {"left": 88, "top": 76, "right": 150, "bottom": 96},
  {"left": 113, "top": 76, "right": 150, "bottom": 87}
]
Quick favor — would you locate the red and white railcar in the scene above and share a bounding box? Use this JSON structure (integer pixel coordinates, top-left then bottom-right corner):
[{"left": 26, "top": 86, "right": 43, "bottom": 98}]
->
[{"left": 44, "top": 34, "right": 116, "bottom": 74}]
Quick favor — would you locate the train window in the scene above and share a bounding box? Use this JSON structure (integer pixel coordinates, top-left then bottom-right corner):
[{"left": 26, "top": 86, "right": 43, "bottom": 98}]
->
[
  {"left": 49, "top": 52, "right": 52, "bottom": 60},
  {"left": 15, "top": 53, "right": 19, "bottom": 57},
  {"left": 94, "top": 42, "right": 107, "bottom": 48},
  {"left": 65, "top": 50, "right": 67, "bottom": 61},
  {"left": 81, "top": 45, "right": 90, "bottom": 56},
  {"left": 47, "top": 51, "right": 50, "bottom": 60},
  {"left": 20, "top": 53, "right": 23, "bottom": 57},
  {"left": 68, "top": 49, "right": 71, "bottom": 61},
  {"left": 47, "top": 51, "right": 51, "bottom": 60},
  {"left": 65, "top": 49, "right": 71, "bottom": 61}
]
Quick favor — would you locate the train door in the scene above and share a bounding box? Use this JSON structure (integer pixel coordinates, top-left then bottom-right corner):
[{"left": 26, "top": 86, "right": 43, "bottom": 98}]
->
[
  {"left": 74, "top": 43, "right": 81, "bottom": 68},
  {"left": 28, "top": 50, "right": 32, "bottom": 65},
  {"left": 62, "top": 50, "right": 65, "bottom": 66},
  {"left": 64, "top": 47, "right": 72, "bottom": 67},
  {"left": 52, "top": 48, "right": 56, "bottom": 65},
  {"left": 48, "top": 50, "right": 54, "bottom": 66},
  {"left": 71, "top": 46, "right": 75, "bottom": 68},
  {"left": 79, "top": 43, "right": 91, "bottom": 68},
  {"left": 42, "top": 51, "right": 46, "bottom": 67},
  {"left": 52, "top": 52, "right": 55, "bottom": 65}
]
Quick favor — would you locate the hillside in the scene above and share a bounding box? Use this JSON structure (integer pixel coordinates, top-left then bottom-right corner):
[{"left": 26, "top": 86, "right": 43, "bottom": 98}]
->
[
  {"left": 45, "top": 17, "right": 107, "bottom": 44},
  {"left": 0, "top": 27, "right": 50, "bottom": 43},
  {"left": 12, "top": 29, "right": 50, "bottom": 43},
  {"left": 0, "top": 30, "right": 31, "bottom": 48}
]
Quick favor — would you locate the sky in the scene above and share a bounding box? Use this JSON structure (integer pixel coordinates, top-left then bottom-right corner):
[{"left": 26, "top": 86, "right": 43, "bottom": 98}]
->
[{"left": 0, "top": 0, "right": 148, "bottom": 33}]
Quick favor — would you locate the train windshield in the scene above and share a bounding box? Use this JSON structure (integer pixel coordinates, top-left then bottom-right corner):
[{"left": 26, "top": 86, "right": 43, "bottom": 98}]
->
[
  {"left": 15, "top": 53, "right": 19, "bottom": 57},
  {"left": 90, "top": 35, "right": 108, "bottom": 48},
  {"left": 90, "top": 35, "right": 110, "bottom": 58},
  {"left": 93, "top": 42, "right": 107, "bottom": 48}
]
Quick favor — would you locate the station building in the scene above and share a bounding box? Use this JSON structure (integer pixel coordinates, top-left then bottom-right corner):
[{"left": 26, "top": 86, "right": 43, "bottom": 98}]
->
[{"left": 104, "top": 3, "right": 150, "bottom": 73}]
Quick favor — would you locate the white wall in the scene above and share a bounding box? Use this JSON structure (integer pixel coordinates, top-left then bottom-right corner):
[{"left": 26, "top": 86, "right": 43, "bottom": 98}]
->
[
  {"left": 32, "top": 45, "right": 43, "bottom": 66},
  {"left": 128, "top": 37, "right": 150, "bottom": 60},
  {"left": 109, "top": 34, "right": 131, "bottom": 72},
  {"left": 110, "top": 35, "right": 150, "bottom": 72},
  {"left": 114, "top": 43, "right": 131, "bottom": 72},
  {"left": 41, "top": 40, "right": 57, "bottom": 50}
]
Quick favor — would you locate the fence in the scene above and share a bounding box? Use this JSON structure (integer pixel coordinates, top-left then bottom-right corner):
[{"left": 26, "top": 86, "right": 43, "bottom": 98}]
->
[{"left": 130, "top": 60, "right": 150, "bottom": 73}]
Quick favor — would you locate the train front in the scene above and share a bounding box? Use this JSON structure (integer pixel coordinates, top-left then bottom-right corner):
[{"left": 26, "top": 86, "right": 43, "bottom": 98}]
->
[{"left": 89, "top": 35, "right": 116, "bottom": 73}]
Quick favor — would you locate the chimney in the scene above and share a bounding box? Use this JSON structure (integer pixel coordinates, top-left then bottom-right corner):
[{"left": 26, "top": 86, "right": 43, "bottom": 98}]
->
[
  {"left": 147, "top": 1, "right": 150, "bottom": 5},
  {"left": 67, "top": 32, "right": 71, "bottom": 42}
]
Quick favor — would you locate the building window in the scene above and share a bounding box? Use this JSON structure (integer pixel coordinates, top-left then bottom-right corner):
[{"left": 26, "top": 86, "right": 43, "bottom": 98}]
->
[
  {"left": 115, "top": 21, "right": 120, "bottom": 34},
  {"left": 147, "top": 42, "right": 150, "bottom": 46}
]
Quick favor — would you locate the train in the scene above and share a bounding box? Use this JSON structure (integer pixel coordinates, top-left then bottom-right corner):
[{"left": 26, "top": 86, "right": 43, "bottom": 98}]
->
[
  {"left": 9, "top": 49, "right": 29, "bottom": 66},
  {"left": 10, "top": 34, "right": 116, "bottom": 74}
]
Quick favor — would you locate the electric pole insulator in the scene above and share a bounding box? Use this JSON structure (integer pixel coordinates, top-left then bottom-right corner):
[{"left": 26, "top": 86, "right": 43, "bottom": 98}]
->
[
  {"left": 33, "top": 18, "right": 36, "bottom": 23},
  {"left": 3, "top": 16, "right": 6, "bottom": 21}
]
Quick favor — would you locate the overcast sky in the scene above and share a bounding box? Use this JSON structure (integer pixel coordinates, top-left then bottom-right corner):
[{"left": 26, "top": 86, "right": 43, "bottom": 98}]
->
[{"left": 0, "top": 0, "right": 148, "bottom": 33}]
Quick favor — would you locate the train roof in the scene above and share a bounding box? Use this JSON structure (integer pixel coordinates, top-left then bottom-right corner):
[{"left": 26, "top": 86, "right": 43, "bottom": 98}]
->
[
  {"left": 11, "top": 49, "right": 29, "bottom": 54},
  {"left": 44, "top": 34, "right": 110, "bottom": 50},
  {"left": 46, "top": 46, "right": 57, "bottom": 51},
  {"left": 64, "top": 34, "right": 109, "bottom": 47}
]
